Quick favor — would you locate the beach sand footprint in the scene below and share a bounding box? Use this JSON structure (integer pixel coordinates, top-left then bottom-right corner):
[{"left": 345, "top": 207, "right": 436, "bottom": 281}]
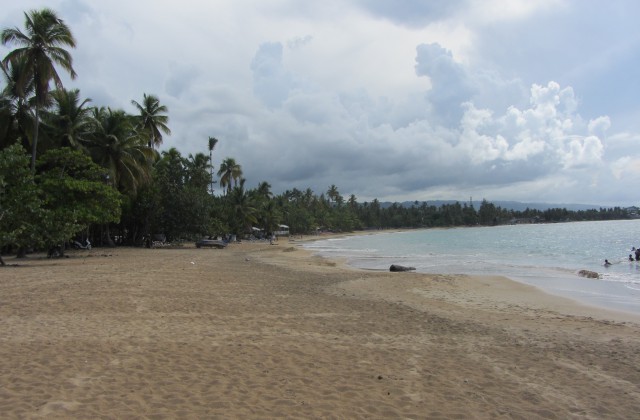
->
[{"left": 39, "top": 400, "right": 81, "bottom": 416}]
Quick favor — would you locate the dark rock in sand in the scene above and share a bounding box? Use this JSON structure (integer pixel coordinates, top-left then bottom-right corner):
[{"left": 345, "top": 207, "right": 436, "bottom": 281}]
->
[
  {"left": 390, "top": 264, "right": 416, "bottom": 272},
  {"left": 578, "top": 269, "right": 600, "bottom": 279}
]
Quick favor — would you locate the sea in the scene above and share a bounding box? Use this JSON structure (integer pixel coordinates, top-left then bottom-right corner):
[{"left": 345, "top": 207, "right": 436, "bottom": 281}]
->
[{"left": 302, "top": 219, "right": 640, "bottom": 316}]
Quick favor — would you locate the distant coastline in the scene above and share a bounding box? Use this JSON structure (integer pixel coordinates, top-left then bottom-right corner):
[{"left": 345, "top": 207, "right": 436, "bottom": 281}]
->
[{"left": 381, "top": 199, "right": 610, "bottom": 212}]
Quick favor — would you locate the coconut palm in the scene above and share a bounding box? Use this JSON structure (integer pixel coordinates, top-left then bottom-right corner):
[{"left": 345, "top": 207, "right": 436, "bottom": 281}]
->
[
  {"left": 228, "top": 178, "right": 257, "bottom": 236},
  {"left": 186, "top": 152, "right": 211, "bottom": 191},
  {"left": 217, "top": 157, "right": 242, "bottom": 195},
  {"left": 259, "top": 198, "right": 281, "bottom": 234},
  {"left": 303, "top": 188, "right": 314, "bottom": 206},
  {"left": 254, "top": 183, "right": 280, "bottom": 230},
  {"left": 348, "top": 194, "right": 358, "bottom": 210},
  {"left": 1, "top": 8, "right": 77, "bottom": 170},
  {"left": 131, "top": 93, "right": 170, "bottom": 149},
  {"left": 46, "top": 88, "right": 92, "bottom": 150},
  {"left": 255, "top": 181, "right": 272, "bottom": 201},
  {"left": 0, "top": 57, "right": 35, "bottom": 149},
  {"left": 0, "top": 90, "right": 11, "bottom": 149},
  {"left": 85, "top": 106, "right": 155, "bottom": 196},
  {"left": 327, "top": 184, "right": 342, "bottom": 206}
]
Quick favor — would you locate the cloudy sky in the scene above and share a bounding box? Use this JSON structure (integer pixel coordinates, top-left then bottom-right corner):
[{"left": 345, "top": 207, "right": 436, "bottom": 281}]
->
[{"left": 3, "top": 0, "right": 640, "bottom": 206}]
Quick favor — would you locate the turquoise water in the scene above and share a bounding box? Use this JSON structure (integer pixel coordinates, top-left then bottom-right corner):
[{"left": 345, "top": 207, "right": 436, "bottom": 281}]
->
[{"left": 303, "top": 220, "right": 640, "bottom": 315}]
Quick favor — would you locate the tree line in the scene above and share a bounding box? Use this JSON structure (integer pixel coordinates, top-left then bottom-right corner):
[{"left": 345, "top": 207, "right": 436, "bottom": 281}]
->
[
  {"left": 0, "top": 9, "right": 634, "bottom": 265},
  {"left": 351, "top": 199, "right": 633, "bottom": 230}
]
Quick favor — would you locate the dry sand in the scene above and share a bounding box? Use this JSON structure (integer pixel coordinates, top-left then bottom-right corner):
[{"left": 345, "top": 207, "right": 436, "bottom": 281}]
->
[{"left": 0, "top": 238, "right": 639, "bottom": 419}]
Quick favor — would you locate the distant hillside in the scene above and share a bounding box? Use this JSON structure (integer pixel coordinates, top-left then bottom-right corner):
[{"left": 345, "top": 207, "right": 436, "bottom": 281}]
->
[{"left": 379, "top": 200, "right": 606, "bottom": 212}]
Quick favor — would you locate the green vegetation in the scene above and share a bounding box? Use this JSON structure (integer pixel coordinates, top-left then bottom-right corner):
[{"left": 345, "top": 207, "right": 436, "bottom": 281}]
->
[
  {"left": 0, "top": 9, "right": 634, "bottom": 263},
  {"left": 1, "top": 8, "right": 77, "bottom": 170}
]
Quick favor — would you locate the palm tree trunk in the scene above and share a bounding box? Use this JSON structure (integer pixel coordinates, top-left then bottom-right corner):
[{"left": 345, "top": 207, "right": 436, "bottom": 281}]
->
[
  {"left": 104, "top": 223, "right": 115, "bottom": 247},
  {"left": 31, "top": 105, "right": 39, "bottom": 171},
  {"left": 210, "top": 150, "right": 214, "bottom": 195},
  {"left": 16, "top": 246, "right": 27, "bottom": 258}
]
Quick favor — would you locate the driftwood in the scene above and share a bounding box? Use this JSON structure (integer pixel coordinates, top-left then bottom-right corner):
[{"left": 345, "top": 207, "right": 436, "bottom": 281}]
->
[
  {"left": 389, "top": 264, "right": 416, "bottom": 272},
  {"left": 578, "top": 269, "right": 600, "bottom": 279}
]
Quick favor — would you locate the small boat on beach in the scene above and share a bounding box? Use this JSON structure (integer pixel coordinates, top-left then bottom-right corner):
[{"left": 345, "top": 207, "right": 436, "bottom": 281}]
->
[{"left": 195, "top": 239, "right": 227, "bottom": 249}]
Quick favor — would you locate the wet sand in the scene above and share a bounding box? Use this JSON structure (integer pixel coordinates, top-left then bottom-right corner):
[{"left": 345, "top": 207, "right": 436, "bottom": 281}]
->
[{"left": 0, "top": 240, "right": 639, "bottom": 419}]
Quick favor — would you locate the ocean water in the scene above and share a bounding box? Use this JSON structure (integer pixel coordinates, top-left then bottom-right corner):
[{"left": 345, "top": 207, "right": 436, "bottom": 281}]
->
[{"left": 303, "top": 220, "right": 640, "bottom": 316}]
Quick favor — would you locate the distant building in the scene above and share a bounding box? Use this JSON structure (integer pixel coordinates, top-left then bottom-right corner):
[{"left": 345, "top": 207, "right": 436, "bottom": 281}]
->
[{"left": 274, "top": 224, "right": 290, "bottom": 236}]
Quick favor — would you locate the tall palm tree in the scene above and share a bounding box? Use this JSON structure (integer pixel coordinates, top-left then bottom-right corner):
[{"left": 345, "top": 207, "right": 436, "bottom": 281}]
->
[
  {"left": 131, "top": 93, "right": 170, "bottom": 149},
  {"left": 1, "top": 8, "right": 77, "bottom": 170},
  {"left": 208, "top": 136, "right": 218, "bottom": 194},
  {"left": 217, "top": 157, "right": 242, "bottom": 195},
  {"left": 85, "top": 106, "right": 155, "bottom": 196}
]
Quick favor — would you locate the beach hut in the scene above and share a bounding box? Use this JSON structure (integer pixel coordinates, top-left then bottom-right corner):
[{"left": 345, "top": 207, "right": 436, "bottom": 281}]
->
[
  {"left": 250, "top": 226, "right": 264, "bottom": 239},
  {"left": 274, "top": 224, "right": 290, "bottom": 236}
]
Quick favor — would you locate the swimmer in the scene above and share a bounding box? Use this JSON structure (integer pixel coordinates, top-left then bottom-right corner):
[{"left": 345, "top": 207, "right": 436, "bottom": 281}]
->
[{"left": 604, "top": 259, "right": 612, "bottom": 266}]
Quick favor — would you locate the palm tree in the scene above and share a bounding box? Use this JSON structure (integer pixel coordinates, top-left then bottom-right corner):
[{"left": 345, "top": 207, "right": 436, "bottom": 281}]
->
[
  {"left": 1, "top": 8, "right": 77, "bottom": 170},
  {"left": 208, "top": 136, "right": 218, "bottom": 194},
  {"left": 250, "top": 181, "right": 275, "bottom": 233},
  {"left": 46, "top": 88, "right": 92, "bottom": 150},
  {"left": 303, "top": 188, "right": 314, "bottom": 206},
  {"left": 255, "top": 181, "right": 272, "bottom": 201},
  {"left": 348, "top": 194, "right": 358, "bottom": 210},
  {"left": 0, "top": 57, "right": 34, "bottom": 149},
  {"left": 260, "top": 198, "right": 281, "bottom": 234},
  {"left": 186, "top": 152, "right": 211, "bottom": 191},
  {"left": 0, "top": 88, "right": 12, "bottom": 149},
  {"left": 131, "top": 93, "right": 170, "bottom": 148},
  {"left": 85, "top": 106, "right": 155, "bottom": 196},
  {"left": 217, "top": 157, "right": 242, "bottom": 195},
  {"left": 228, "top": 178, "right": 257, "bottom": 236},
  {"left": 327, "top": 184, "right": 342, "bottom": 206}
]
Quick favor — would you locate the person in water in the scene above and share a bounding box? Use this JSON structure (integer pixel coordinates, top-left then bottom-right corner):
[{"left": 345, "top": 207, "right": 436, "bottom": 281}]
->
[
  {"left": 604, "top": 259, "right": 612, "bottom": 266},
  {"left": 629, "top": 254, "right": 635, "bottom": 262}
]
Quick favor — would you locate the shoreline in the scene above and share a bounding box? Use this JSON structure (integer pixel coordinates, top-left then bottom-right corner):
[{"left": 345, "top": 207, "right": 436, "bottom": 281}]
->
[
  {"left": 1, "top": 243, "right": 639, "bottom": 418},
  {"left": 295, "top": 229, "right": 640, "bottom": 323}
]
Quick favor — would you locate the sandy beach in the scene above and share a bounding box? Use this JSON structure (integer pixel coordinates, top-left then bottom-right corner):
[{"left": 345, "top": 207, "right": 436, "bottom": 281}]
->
[{"left": 0, "top": 238, "right": 639, "bottom": 419}]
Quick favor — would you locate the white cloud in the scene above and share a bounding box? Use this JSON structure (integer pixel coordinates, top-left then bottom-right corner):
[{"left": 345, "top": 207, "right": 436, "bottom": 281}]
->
[
  {"left": 2, "top": 0, "right": 640, "bottom": 206},
  {"left": 561, "top": 135, "right": 604, "bottom": 169},
  {"left": 611, "top": 156, "right": 640, "bottom": 180},
  {"left": 415, "top": 43, "right": 475, "bottom": 125},
  {"left": 588, "top": 116, "right": 611, "bottom": 138},
  {"left": 251, "top": 42, "right": 292, "bottom": 108}
]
